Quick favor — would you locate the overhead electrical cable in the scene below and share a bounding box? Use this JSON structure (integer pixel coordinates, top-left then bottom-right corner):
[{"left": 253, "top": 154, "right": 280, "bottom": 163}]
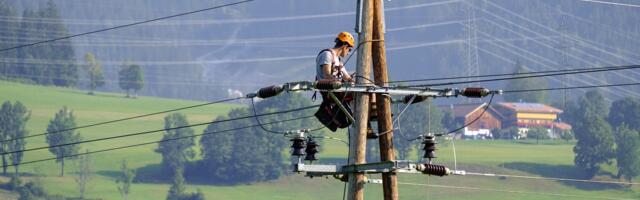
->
[
  {"left": 578, "top": 0, "right": 640, "bottom": 8},
  {"left": 503, "top": 82, "right": 640, "bottom": 93},
  {"left": 0, "top": 97, "right": 244, "bottom": 143},
  {"left": 3, "top": 115, "right": 316, "bottom": 168},
  {"left": 481, "top": 1, "right": 640, "bottom": 79},
  {"left": 1, "top": 104, "right": 320, "bottom": 156},
  {"left": 406, "top": 65, "right": 640, "bottom": 87},
  {"left": 387, "top": 59, "right": 640, "bottom": 84},
  {"left": 465, "top": 172, "right": 640, "bottom": 185},
  {"left": 8, "top": 65, "right": 638, "bottom": 144},
  {"left": 0, "top": 0, "right": 460, "bottom": 26},
  {"left": 0, "top": 0, "right": 255, "bottom": 53},
  {"left": 398, "top": 182, "right": 635, "bottom": 200}
]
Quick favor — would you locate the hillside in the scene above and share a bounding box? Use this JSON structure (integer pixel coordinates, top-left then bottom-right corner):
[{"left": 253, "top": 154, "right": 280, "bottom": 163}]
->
[
  {"left": 0, "top": 81, "right": 637, "bottom": 199},
  {"left": 3, "top": 0, "right": 640, "bottom": 101}
]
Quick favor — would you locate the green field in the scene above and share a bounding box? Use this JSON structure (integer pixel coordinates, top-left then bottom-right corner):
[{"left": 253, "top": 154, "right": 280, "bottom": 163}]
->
[{"left": 0, "top": 80, "right": 638, "bottom": 200}]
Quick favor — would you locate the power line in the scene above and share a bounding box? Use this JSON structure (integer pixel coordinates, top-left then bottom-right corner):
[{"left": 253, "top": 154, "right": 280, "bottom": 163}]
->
[
  {"left": 0, "top": 97, "right": 244, "bottom": 143},
  {"left": 2, "top": 104, "right": 319, "bottom": 156},
  {"left": 0, "top": 0, "right": 460, "bottom": 26},
  {"left": 406, "top": 65, "right": 640, "bottom": 87},
  {"left": 4, "top": 115, "right": 316, "bottom": 168},
  {"left": 503, "top": 82, "right": 640, "bottom": 93},
  {"left": 250, "top": 98, "right": 325, "bottom": 134},
  {"left": 578, "top": 0, "right": 640, "bottom": 8},
  {"left": 475, "top": 1, "right": 640, "bottom": 99},
  {"left": 398, "top": 182, "right": 635, "bottom": 200},
  {"left": 0, "top": 0, "right": 255, "bottom": 53},
  {"left": 482, "top": 1, "right": 640, "bottom": 80},
  {"left": 388, "top": 65, "right": 639, "bottom": 84},
  {"left": 465, "top": 172, "right": 640, "bottom": 186}
]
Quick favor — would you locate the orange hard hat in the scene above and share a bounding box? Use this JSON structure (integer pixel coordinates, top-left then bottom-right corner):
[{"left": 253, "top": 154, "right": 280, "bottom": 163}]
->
[{"left": 336, "top": 32, "right": 355, "bottom": 47}]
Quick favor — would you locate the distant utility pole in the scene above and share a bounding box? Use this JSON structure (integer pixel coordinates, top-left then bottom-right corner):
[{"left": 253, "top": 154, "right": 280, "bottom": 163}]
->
[
  {"left": 372, "top": 0, "right": 399, "bottom": 199},
  {"left": 348, "top": 0, "right": 373, "bottom": 199}
]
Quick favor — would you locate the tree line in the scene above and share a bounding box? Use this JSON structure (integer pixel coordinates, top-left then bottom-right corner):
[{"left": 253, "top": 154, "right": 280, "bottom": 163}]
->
[
  {"left": 0, "top": 1, "right": 144, "bottom": 98},
  {"left": 0, "top": 0, "right": 77, "bottom": 87},
  {"left": 0, "top": 101, "right": 138, "bottom": 200}
]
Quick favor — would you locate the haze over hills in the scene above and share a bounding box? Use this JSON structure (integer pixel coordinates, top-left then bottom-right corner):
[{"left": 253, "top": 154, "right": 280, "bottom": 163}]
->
[{"left": 5, "top": 0, "right": 640, "bottom": 101}]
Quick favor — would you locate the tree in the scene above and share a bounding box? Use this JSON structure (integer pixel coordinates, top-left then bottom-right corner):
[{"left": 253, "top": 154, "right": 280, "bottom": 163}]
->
[
  {"left": 46, "top": 107, "right": 82, "bottom": 176},
  {"left": 116, "top": 160, "right": 136, "bottom": 200},
  {"left": 559, "top": 130, "right": 574, "bottom": 143},
  {"left": 166, "top": 168, "right": 186, "bottom": 200},
  {"left": 7, "top": 102, "right": 29, "bottom": 175},
  {"left": 129, "top": 65, "right": 144, "bottom": 98},
  {"left": 0, "top": 101, "right": 12, "bottom": 174},
  {"left": 155, "top": 113, "right": 195, "bottom": 176},
  {"left": 572, "top": 90, "right": 614, "bottom": 178},
  {"left": 608, "top": 97, "right": 640, "bottom": 130},
  {"left": 526, "top": 126, "right": 550, "bottom": 144},
  {"left": 84, "top": 53, "right": 105, "bottom": 95},
  {"left": 118, "top": 64, "right": 144, "bottom": 98},
  {"left": 199, "top": 115, "right": 234, "bottom": 181},
  {"left": 503, "top": 61, "right": 548, "bottom": 103},
  {"left": 198, "top": 93, "right": 309, "bottom": 184},
  {"left": 0, "top": 1, "right": 18, "bottom": 78},
  {"left": 0, "top": 101, "right": 30, "bottom": 175},
  {"left": 614, "top": 125, "right": 640, "bottom": 182},
  {"left": 495, "top": 127, "right": 520, "bottom": 140},
  {"left": 75, "top": 150, "right": 93, "bottom": 199},
  {"left": 12, "top": 1, "right": 78, "bottom": 87}
]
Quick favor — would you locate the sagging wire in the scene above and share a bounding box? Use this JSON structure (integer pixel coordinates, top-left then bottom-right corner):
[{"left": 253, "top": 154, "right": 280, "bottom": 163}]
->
[
  {"left": 4, "top": 115, "right": 316, "bottom": 168},
  {"left": 464, "top": 172, "right": 640, "bottom": 186},
  {"left": 251, "top": 98, "right": 326, "bottom": 135},
  {"left": 398, "top": 182, "right": 634, "bottom": 200},
  {"left": 344, "top": 39, "right": 384, "bottom": 86},
  {"left": 0, "top": 0, "right": 255, "bottom": 52},
  {"left": 311, "top": 136, "right": 349, "bottom": 146},
  {"left": 408, "top": 93, "right": 496, "bottom": 142},
  {"left": 3, "top": 104, "right": 320, "bottom": 156},
  {"left": 376, "top": 94, "right": 417, "bottom": 137},
  {"left": 1, "top": 96, "right": 245, "bottom": 143},
  {"left": 251, "top": 98, "right": 286, "bottom": 134}
]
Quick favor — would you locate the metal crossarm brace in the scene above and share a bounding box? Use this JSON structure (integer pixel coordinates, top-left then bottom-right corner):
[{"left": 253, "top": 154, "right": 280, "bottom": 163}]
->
[
  {"left": 246, "top": 80, "right": 501, "bottom": 100},
  {"left": 294, "top": 160, "right": 423, "bottom": 177},
  {"left": 283, "top": 81, "right": 459, "bottom": 97}
]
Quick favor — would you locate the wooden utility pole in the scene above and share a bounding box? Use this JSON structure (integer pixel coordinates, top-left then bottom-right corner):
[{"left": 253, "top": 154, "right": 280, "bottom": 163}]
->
[
  {"left": 347, "top": 0, "right": 373, "bottom": 199},
  {"left": 372, "top": 0, "right": 399, "bottom": 199}
]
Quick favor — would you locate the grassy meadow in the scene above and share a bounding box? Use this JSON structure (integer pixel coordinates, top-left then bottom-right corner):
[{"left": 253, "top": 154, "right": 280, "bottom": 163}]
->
[{"left": 0, "top": 80, "right": 638, "bottom": 200}]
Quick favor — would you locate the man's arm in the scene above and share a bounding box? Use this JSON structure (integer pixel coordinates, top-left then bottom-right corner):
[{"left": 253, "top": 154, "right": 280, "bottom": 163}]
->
[
  {"left": 321, "top": 64, "right": 334, "bottom": 79},
  {"left": 339, "top": 66, "right": 353, "bottom": 82}
]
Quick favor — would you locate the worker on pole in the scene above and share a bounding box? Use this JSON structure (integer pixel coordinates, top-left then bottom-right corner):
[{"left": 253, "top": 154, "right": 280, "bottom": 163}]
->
[
  {"left": 315, "top": 32, "right": 355, "bottom": 81},
  {"left": 314, "top": 32, "right": 356, "bottom": 132}
]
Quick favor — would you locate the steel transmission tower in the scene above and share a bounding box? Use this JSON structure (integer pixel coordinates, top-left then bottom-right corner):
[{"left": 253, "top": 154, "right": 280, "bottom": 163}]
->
[{"left": 463, "top": 0, "right": 481, "bottom": 102}]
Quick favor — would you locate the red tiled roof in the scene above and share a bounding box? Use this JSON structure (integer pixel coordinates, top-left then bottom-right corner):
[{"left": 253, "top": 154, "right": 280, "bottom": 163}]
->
[
  {"left": 497, "top": 102, "right": 563, "bottom": 113},
  {"left": 553, "top": 122, "right": 572, "bottom": 130}
]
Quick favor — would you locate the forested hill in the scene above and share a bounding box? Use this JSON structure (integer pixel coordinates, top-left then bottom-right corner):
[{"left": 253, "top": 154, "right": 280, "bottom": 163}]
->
[{"left": 2, "top": 0, "right": 640, "bottom": 101}]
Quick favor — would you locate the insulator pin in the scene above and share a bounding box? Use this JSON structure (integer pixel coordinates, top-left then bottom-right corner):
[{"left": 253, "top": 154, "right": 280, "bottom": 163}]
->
[
  {"left": 461, "top": 87, "right": 490, "bottom": 98},
  {"left": 257, "top": 85, "right": 284, "bottom": 98},
  {"left": 421, "top": 135, "right": 437, "bottom": 162},
  {"left": 304, "top": 137, "right": 319, "bottom": 161},
  {"left": 290, "top": 137, "right": 306, "bottom": 157},
  {"left": 417, "top": 164, "right": 450, "bottom": 176},
  {"left": 314, "top": 79, "right": 343, "bottom": 90},
  {"left": 403, "top": 95, "right": 427, "bottom": 104}
]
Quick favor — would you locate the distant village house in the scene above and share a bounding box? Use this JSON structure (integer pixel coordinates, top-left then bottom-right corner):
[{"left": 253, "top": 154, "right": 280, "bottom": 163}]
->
[{"left": 439, "top": 102, "right": 571, "bottom": 139}]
